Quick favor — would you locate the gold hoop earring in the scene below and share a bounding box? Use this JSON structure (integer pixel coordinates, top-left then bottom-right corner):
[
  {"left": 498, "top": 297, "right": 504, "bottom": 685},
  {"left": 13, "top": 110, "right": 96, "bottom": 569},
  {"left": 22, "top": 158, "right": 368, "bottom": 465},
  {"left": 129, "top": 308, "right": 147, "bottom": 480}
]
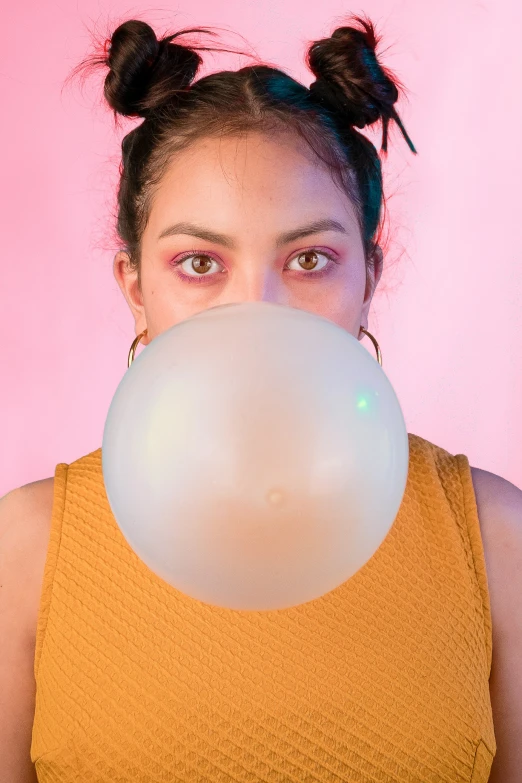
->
[
  {"left": 359, "top": 326, "right": 383, "bottom": 366},
  {"left": 128, "top": 329, "right": 148, "bottom": 368},
  {"left": 127, "top": 326, "right": 382, "bottom": 368}
]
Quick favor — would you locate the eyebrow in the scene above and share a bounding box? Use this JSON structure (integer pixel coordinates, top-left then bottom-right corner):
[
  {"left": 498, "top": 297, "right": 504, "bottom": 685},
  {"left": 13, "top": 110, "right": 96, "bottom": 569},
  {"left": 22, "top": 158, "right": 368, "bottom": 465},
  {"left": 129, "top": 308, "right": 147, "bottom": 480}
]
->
[{"left": 157, "top": 218, "right": 349, "bottom": 249}]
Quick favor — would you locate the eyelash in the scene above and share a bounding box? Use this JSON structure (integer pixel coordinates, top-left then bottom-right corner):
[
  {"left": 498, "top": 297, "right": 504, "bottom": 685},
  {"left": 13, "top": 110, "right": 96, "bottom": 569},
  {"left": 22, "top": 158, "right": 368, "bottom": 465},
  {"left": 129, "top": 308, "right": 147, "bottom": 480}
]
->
[{"left": 171, "top": 248, "right": 339, "bottom": 285}]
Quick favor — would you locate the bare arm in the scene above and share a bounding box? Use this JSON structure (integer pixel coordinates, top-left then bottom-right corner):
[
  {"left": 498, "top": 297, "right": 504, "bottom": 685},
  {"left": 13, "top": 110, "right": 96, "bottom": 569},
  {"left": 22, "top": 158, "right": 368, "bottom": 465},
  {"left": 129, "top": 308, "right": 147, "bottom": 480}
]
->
[
  {"left": 471, "top": 467, "right": 522, "bottom": 782},
  {"left": 0, "top": 482, "right": 53, "bottom": 783}
]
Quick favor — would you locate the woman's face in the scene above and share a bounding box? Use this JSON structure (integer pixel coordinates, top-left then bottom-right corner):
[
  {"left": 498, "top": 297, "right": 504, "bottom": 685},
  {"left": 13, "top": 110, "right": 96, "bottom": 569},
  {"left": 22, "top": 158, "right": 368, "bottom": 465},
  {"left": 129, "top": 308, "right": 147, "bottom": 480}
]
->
[{"left": 114, "top": 131, "right": 382, "bottom": 345}]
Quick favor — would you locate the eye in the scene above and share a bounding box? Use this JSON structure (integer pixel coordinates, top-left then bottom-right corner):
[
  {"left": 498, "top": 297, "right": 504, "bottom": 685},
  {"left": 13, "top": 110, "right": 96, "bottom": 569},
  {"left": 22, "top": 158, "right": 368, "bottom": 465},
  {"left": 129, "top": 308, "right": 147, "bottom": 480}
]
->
[
  {"left": 286, "top": 250, "right": 333, "bottom": 274},
  {"left": 171, "top": 247, "right": 338, "bottom": 285},
  {"left": 173, "top": 253, "right": 224, "bottom": 280}
]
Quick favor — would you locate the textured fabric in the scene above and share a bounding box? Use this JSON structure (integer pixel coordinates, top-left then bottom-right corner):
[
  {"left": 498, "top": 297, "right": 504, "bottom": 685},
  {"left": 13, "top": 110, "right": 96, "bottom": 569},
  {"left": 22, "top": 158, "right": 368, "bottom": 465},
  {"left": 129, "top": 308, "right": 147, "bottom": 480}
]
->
[{"left": 31, "top": 433, "right": 496, "bottom": 782}]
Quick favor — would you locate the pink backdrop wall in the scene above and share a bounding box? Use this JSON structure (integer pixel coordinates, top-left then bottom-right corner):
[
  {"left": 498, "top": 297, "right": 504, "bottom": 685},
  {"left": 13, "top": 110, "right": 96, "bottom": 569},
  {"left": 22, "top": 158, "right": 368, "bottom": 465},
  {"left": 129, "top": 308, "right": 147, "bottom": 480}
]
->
[{"left": 2, "top": 0, "right": 521, "bottom": 496}]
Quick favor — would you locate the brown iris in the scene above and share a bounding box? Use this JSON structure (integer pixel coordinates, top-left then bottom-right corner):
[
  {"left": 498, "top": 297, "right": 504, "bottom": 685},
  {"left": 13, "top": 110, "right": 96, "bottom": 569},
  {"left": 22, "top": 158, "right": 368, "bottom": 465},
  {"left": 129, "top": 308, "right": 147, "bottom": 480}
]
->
[
  {"left": 298, "top": 251, "right": 319, "bottom": 270},
  {"left": 191, "top": 255, "right": 213, "bottom": 274}
]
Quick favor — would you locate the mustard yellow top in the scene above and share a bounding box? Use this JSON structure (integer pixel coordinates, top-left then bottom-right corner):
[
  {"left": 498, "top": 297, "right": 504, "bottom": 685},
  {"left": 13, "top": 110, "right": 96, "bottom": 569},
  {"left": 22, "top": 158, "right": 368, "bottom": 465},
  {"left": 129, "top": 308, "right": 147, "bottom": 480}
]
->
[{"left": 31, "top": 433, "right": 496, "bottom": 782}]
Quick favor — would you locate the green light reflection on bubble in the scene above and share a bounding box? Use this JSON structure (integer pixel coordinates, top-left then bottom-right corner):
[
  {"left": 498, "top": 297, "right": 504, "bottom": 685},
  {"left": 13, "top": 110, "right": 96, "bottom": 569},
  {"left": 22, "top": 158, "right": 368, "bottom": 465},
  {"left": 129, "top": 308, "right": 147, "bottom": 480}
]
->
[{"left": 356, "top": 390, "right": 379, "bottom": 412}]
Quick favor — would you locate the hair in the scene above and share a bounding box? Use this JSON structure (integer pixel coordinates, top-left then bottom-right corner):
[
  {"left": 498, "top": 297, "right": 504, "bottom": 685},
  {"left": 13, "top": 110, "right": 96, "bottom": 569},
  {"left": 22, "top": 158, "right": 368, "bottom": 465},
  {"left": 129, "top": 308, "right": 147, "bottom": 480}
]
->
[{"left": 79, "top": 16, "right": 416, "bottom": 293}]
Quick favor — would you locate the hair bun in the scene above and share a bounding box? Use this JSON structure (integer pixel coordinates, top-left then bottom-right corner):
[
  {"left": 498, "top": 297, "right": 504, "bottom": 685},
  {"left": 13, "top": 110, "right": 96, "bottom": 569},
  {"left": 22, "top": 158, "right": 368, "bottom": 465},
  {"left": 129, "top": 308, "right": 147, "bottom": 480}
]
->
[
  {"left": 104, "top": 20, "right": 202, "bottom": 118},
  {"left": 307, "top": 16, "right": 416, "bottom": 153}
]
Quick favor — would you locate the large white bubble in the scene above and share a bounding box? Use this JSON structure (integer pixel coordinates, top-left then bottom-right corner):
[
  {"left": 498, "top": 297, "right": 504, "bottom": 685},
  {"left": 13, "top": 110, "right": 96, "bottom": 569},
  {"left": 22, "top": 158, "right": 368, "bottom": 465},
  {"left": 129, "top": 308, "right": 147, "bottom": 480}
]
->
[{"left": 102, "top": 302, "right": 408, "bottom": 611}]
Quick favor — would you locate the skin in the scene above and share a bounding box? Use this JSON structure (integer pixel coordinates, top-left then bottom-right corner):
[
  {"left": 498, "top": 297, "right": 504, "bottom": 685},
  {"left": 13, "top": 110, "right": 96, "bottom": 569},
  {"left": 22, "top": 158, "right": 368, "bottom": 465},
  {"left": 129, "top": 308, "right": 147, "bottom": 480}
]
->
[{"left": 113, "top": 130, "right": 383, "bottom": 346}]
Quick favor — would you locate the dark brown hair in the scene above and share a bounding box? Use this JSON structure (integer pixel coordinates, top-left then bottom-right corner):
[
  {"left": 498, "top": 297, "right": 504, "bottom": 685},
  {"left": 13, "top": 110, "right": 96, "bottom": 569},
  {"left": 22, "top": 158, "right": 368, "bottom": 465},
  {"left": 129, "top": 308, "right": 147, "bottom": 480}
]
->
[{"left": 81, "top": 16, "right": 416, "bottom": 292}]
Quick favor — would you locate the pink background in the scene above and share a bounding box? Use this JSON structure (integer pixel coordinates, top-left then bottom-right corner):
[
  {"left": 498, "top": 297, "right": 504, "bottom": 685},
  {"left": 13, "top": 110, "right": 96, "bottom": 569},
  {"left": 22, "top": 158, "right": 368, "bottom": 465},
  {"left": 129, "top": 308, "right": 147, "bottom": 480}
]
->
[{"left": 2, "top": 0, "right": 521, "bottom": 496}]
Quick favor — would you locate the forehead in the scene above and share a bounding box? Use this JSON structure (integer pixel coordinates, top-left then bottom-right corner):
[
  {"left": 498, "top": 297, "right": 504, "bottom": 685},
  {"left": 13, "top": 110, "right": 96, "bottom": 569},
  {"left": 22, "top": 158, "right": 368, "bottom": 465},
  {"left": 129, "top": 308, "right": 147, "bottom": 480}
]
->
[{"left": 146, "top": 130, "right": 359, "bottom": 230}]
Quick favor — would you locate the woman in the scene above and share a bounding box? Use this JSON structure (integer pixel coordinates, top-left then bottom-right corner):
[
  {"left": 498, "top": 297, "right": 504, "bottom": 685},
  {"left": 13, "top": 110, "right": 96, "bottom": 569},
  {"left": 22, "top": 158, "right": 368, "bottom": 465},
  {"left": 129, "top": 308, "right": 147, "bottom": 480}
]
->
[{"left": 1, "top": 15, "right": 520, "bottom": 783}]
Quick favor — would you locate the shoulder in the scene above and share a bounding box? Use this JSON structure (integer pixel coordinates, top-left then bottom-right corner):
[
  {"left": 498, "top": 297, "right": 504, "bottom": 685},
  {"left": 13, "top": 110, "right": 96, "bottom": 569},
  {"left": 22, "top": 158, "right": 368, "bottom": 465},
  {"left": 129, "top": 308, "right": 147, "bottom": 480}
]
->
[
  {"left": 470, "top": 466, "right": 522, "bottom": 514},
  {"left": 470, "top": 465, "right": 522, "bottom": 632},
  {"left": 470, "top": 465, "right": 522, "bottom": 781},
  {"left": 470, "top": 466, "right": 522, "bottom": 596},
  {"left": 17, "top": 476, "right": 54, "bottom": 505},
  {"left": 0, "top": 478, "right": 55, "bottom": 641},
  {"left": 1, "top": 477, "right": 54, "bottom": 531},
  {"left": 2, "top": 478, "right": 55, "bottom": 540}
]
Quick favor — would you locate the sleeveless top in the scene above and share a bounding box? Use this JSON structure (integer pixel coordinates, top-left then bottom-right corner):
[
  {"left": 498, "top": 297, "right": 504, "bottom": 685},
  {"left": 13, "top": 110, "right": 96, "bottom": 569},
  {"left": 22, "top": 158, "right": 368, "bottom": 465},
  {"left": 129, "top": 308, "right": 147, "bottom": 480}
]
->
[{"left": 31, "top": 433, "right": 496, "bottom": 782}]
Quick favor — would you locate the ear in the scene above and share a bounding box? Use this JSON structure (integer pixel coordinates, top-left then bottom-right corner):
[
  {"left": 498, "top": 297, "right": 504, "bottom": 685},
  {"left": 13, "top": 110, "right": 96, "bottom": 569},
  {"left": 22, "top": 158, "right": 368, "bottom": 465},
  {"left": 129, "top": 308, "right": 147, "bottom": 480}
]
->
[
  {"left": 359, "top": 245, "right": 383, "bottom": 334},
  {"left": 112, "top": 250, "right": 150, "bottom": 345}
]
